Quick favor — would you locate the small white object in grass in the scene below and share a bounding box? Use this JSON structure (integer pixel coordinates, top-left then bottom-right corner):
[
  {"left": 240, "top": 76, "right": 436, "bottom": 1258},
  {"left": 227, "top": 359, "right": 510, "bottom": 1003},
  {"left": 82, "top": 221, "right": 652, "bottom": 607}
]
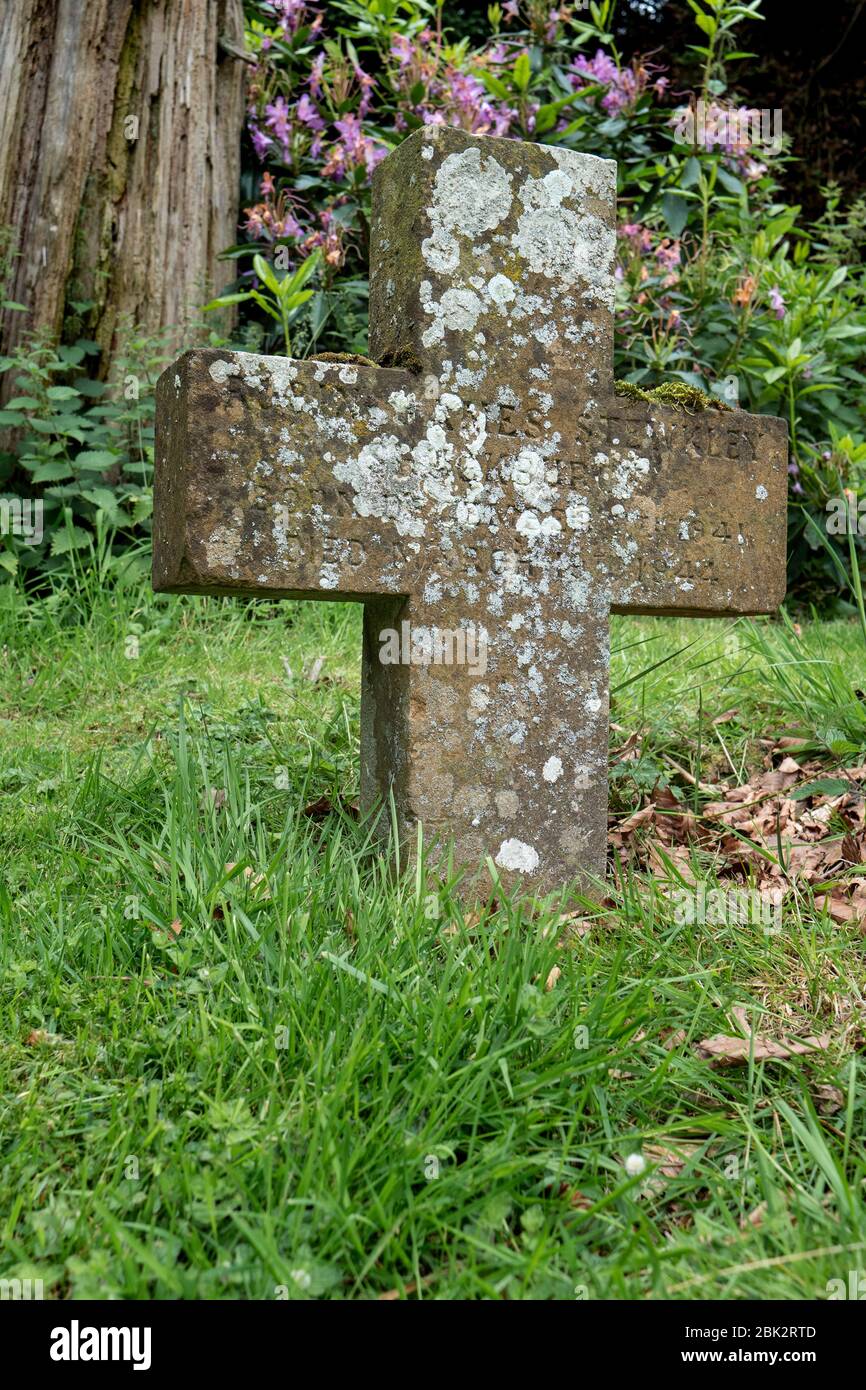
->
[{"left": 624, "top": 1153, "right": 646, "bottom": 1177}]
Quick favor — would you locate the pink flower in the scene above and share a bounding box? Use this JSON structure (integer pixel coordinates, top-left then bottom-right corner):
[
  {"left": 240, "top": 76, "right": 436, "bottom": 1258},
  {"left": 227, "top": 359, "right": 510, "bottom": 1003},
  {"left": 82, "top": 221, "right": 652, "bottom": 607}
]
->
[
  {"left": 296, "top": 94, "right": 324, "bottom": 131},
  {"left": 309, "top": 52, "right": 326, "bottom": 98},
  {"left": 571, "top": 50, "right": 619, "bottom": 90},
  {"left": 390, "top": 34, "right": 414, "bottom": 68},
  {"left": 273, "top": 0, "right": 308, "bottom": 36},
  {"left": 655, "top": 239, "right": 681, "bottom": 270},
  {"left": 570, "top": 50, "right": 663, "bottom": 117},
  {"left": 249, "top": 123, "right": 272, "bottom": 160},
  {"left": 768, "top": 286, "right": 786, "bottom": 319},
  {"left": 324, "top": 114, "right": 387, "bottom": 181},
  {"left": 264, "top": 96, "right": 292, "bottom": 153},
  {"left": 354, "top": 64, "right": 376, "bottom": 118}
]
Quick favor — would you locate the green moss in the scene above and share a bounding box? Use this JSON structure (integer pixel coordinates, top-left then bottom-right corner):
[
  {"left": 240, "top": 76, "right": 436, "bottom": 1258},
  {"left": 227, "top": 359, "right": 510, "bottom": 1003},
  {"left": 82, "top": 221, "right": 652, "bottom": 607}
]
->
[
  {"left": 310, "top": 351, "right": 378, "bottom": 368},
  {"left": 614, "top": 379, "right": 732, "bottom": 413}
]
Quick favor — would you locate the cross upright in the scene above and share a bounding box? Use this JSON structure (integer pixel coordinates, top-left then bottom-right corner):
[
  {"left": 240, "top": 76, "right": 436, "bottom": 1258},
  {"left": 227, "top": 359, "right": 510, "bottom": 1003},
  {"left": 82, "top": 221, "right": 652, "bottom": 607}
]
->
[{"left": 154, "top": 126, "right": 787, "bottom": 897}]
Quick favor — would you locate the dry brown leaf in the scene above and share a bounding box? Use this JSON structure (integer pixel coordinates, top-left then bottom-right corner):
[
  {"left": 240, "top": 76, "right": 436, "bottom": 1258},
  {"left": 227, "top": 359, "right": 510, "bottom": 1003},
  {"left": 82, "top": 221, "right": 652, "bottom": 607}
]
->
[
  {"left": 545, "top": 965, "right": 562, "bottom": 992},
  {"left": 619, "top": 803, "right": 656, "bottom": 833},
  {"left": 813, "top": 1083, "right": 845, "bottom": 1115},
  {"left": 740, "top": 1201, "right": 767, "bottom": 1230},
  {"left": 644, "top": 1141, "right": 703, "bottom": 1178},
  {"left": 815, "top": 894, "right": 858, "bottom": 924},
  {"left": 555, "top": 911, "right": 595, "bottom": 939},
  {"left": 696, "top": 1031, "right": 831, "bottom": 1065},
  {"left": 559, "top": 1183, "right": 594, "bottom": 1210},
  {"left": 712, "top": 708, "right": 740, "bottom": 725}
]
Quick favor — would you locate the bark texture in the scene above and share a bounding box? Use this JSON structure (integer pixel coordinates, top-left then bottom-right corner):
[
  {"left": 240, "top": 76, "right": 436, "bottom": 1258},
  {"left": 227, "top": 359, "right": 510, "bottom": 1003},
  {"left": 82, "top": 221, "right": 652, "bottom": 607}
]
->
[{"left": 0, "top": 0, "right": 246, "bottom": 376}]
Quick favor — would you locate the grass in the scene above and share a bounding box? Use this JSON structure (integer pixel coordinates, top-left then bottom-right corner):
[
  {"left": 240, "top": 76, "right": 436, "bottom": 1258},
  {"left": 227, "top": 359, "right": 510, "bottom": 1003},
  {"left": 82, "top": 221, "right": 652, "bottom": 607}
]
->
[{"left": 0, "top": 573, "right": 865, "bottom": 1300}]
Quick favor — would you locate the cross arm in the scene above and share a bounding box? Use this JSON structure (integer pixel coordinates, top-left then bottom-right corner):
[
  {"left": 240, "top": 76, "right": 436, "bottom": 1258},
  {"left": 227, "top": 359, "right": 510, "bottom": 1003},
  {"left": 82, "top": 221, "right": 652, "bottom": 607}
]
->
[
  {"left": 152, "top": 348, "right": 430, "bottom": 600},
  {"left": 584, "top": 399, "right": 789, "bottom": 616}
]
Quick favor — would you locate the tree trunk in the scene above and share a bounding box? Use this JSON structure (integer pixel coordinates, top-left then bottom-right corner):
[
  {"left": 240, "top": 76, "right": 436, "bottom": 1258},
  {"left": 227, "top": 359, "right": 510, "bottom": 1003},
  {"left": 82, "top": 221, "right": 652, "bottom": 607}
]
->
[{"left": 0, "top": 0, "right": 246, "bottom": 380}]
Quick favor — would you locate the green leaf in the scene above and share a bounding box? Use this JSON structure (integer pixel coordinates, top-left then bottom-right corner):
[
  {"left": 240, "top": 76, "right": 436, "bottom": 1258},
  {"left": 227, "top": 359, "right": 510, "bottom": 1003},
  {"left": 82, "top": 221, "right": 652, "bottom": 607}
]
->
[
  {"left": 253, "top": 254, "right": 280, "bottom": 294},
  {"left": 284, "top": 249, "right": 322, "bottom": 295},
  {"left": 30, "top": 462, "right": 75, "bottom": 483},
  {"left": 80, "top": 487, "right": 122, "bottom": 516},
  {"left": 789, "top": 777, "right": 850, "bottom": 801},
  {"left": 203, "top": 293, "right": 252, "bottom": 310},
  {"left": 680, "top": 155, "right": 701, "bottom": 188},
  {"left": 534, "top": 93, "right": 575, "bottom": 135},
  {"left": 283, "top": 289, "right": 315, "bottom": 313},
  {"left": 56, "top": 346, "right": 86, "bottom": 366},
  {"left": 513, "top": 51, "right": 531, "bottom": 91},
  {"left": 50, "top": 525, "right": 92, "bottom": 555},
  {"left": 75, "top": 450, "right": 119, "bottom": 470},
  {"left": 475, "top": 68, "right": 509, "bottom": 101},
  {"left": 661, "top": 191, "right": 689, "bottom": 238},
  {"left": 715, "top": 166, "right": 745, "bottom": 196},
  {"left": 73, "top": 378, "right": 108, "bottom": 397},
  {"left": 46, "top": 385, "right": 81, "bottom": 401}
]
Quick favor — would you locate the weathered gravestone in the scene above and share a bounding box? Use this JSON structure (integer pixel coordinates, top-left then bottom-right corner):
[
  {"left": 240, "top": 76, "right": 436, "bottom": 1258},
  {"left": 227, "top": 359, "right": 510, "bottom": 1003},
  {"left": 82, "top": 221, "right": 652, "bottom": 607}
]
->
[{"left": 153, "top": 125, "right": 787, "bottom": 897}]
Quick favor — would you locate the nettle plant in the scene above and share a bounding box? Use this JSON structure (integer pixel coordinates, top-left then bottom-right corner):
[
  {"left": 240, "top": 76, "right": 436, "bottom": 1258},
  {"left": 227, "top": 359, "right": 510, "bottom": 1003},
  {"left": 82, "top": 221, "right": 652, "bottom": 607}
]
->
[
  {"left": 225, "top": 0, "right": 866, "bottom": 604},
  {"left": 0, "top": 325, "right": 162, "bottom": 581}
]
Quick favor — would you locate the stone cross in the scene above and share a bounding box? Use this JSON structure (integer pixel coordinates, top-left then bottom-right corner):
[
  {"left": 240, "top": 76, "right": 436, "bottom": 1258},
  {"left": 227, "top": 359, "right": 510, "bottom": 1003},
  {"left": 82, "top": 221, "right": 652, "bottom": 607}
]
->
[{"left": 153, "top": 126, "right": 787, "bottom": 897}]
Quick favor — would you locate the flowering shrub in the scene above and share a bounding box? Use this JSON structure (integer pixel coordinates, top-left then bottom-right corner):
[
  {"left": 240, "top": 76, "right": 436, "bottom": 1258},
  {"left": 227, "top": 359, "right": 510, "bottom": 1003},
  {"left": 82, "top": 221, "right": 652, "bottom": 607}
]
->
[
  {"left": 2, "top": 0, "right": 864, "bottom": 600},
  {"left": 222, "top": 0, "right": 866, "bottom": 604}
]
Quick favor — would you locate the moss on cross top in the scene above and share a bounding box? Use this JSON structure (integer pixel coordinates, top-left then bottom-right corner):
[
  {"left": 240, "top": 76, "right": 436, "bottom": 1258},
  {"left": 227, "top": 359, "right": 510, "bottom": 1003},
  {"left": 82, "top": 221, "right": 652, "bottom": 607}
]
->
[{"left": 613, "top": 380, "right": 732, "bottom": 412}]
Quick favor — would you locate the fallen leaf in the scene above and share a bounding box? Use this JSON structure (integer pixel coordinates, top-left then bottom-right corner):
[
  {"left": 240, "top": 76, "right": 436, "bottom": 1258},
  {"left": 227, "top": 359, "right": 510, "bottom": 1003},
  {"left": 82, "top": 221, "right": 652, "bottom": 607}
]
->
[
  {"left": 815, "top": 894, "right": 858, "bottom": 924},
  {"left": 740, "top": 1201, "right": 767, "bottom": 1230},
  {"left": 644, "top": 1141, "right": 703, "bottom": 1178},
  {"left": 619, "top": 803, "right": 655, "bottom": 833},
  {"left": 712, "top": 708, "right": 740, "bottom": 725},
  {"left": 813, "top": 1083, "right": 844, "bottom": 1115},
  {"left": 696, "top": 1031, "right": 831, "bottom": 1065}
]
